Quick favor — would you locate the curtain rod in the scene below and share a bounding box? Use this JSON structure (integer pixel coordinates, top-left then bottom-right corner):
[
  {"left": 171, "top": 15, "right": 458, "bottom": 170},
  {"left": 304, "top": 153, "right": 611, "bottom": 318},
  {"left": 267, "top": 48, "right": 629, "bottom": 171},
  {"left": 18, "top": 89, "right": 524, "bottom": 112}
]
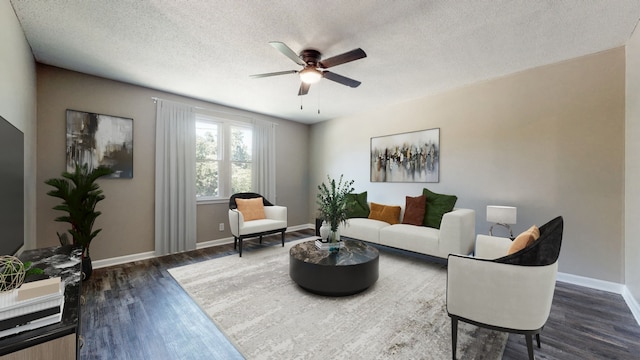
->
[{"left": 151, "top": 97, "right": 278, "bottom": 125}]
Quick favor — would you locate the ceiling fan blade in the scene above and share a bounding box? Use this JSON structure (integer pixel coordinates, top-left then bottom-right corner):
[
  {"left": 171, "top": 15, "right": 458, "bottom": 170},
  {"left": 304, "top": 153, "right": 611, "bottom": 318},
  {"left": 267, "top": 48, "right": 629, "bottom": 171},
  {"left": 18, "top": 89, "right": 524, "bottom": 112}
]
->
[
  {"left": 298, "top": 82, "right": 310, "bottom": 96},
  {"left": 323, "top": 71, "right": 361, "bottom": 88},
  {"left": 269, "top": 41, "right": 306, "bottom": 66},
  {"left": 319, "top": 48, "right": 367, "bottom": 68},
  {"left": 250, "top": 70, "right": 298, "bottom": 78}
]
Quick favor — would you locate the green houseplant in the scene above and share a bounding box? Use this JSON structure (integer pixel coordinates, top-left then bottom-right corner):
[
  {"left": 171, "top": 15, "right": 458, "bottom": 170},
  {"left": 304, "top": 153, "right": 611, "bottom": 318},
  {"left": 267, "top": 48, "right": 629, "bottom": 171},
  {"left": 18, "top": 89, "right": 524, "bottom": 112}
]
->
[
  {"left": 316, "top": 174, "right": 355, "bottom": 243},
  {"left": 45, "top": 163, "right": 113, "bottom": 279}
]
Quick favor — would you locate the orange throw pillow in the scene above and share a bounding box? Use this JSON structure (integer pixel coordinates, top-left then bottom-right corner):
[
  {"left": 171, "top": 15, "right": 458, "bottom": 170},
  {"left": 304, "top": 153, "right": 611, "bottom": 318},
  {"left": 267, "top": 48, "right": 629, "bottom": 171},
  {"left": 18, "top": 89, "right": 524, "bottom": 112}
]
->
[
  {"left": 368, "top": 202, "right": 401, "bottom": 225},
  {"left": 507, "top": 225, "right": 540, "bottom": 255},
  {"left": 236, "top": 197, "right": 266, "bottom": 221}
]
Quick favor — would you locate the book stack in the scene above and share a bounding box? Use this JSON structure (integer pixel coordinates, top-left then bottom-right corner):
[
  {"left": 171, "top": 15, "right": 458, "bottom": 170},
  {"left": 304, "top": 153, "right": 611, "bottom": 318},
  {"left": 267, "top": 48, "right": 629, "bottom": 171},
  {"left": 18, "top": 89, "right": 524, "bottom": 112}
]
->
[
  {"left": 314, "top": 239, "right": 345, "bottom": 251},
  {"left": 0, "top": 277, "right": 64, "bottom": 338}
]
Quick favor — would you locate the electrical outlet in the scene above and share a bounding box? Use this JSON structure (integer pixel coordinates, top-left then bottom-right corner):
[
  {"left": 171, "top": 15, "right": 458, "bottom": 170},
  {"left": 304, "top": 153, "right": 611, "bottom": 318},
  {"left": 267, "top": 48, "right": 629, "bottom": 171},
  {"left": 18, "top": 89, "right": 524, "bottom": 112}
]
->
[{"left": 219, "top": 223, "right": 224, "bottom": 231}]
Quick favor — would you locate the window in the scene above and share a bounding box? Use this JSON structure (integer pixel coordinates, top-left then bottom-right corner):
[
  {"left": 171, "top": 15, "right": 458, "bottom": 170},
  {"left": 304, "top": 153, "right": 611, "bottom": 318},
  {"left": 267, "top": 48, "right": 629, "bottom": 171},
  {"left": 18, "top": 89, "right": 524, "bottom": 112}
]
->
[{"left": 195, "top": 113, "right": 252, "bottom": 201}]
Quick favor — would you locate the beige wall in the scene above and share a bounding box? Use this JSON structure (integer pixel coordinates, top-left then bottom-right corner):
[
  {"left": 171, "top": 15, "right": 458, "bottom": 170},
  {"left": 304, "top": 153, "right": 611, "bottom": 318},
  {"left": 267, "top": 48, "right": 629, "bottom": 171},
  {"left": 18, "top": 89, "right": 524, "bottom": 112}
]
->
[
  {"left": 36, "top": 65, "right": 309, "bottom": 261},
  {"left": 0, "top": 2, "right": 37, "bottom": 250},
  {"left": 626, "top": 25, "right": 640, "bottom": 303},
  {"left": 310, "top": 48, "right": 625, "bottom": 283}
]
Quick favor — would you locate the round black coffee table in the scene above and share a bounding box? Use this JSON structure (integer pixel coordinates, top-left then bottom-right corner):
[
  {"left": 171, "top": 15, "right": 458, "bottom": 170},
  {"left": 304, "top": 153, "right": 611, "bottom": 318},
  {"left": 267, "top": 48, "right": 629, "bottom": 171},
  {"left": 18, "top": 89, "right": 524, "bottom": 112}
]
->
[{"left": 289, "top": 239, "right": 379, "bottom": 296}]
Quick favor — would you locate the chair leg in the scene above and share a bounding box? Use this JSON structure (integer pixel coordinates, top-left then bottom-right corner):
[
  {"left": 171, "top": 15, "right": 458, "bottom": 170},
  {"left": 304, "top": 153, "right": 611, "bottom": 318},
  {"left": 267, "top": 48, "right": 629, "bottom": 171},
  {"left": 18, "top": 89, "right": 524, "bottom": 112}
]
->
[
  {"left": 536, "top": 333, "right": 541, "bottom": 348},
  {"left": 238, "top": 238, "right": 243, "bottom": 257},
  {"left": 451, "top": 317, "right": 458, "bottom": 360},
  {"left": 233, "top": 237, "right": 237, "bottom": 249},
  {"left": 525, "top": 334, "right": 534, "bottom": 360},
  {"left": 281, "top": 230, "right": 285, "bottom": 247},
  {"left": 259, "top": 235, "right": 263, "bottom": 244}
]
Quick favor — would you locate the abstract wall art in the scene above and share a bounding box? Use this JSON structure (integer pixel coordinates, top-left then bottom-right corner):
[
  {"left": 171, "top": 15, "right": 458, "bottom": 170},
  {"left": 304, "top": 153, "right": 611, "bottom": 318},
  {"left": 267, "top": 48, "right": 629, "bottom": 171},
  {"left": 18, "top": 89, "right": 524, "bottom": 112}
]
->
[
  {"left": 66, "top": 109, "right": 133, "bottom": 178},
  {"left": 370, "top": 128, "right": 439, "bottom": 183}
]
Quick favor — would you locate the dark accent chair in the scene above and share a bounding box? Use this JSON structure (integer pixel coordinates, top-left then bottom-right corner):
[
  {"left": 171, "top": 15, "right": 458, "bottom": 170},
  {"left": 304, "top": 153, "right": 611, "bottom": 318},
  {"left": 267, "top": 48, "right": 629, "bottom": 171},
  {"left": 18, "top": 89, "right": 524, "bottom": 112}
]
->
[
  {"left": 446, "top": 216, "right": 563, "bottom": 360},
  {"left": 228, "top": 193, "right": 287, "bottom": 257}
]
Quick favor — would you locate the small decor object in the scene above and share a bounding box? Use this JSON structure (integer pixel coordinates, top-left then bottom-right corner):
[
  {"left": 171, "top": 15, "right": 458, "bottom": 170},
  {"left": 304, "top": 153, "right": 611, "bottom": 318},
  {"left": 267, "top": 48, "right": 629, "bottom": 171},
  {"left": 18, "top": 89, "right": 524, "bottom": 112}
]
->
[
  {"left": 487, "top": 205, "right": 517, "bottom": 239},
  {"left": 314, "top": 239, "right": 345, "bottom": 252},
  {"left": 45, "top": 163, "right": 114, "bottom": 280},
  {"left": 370, "top": 128, "right": 439, "bottom": 183},
  {"left": 0, "top": 257, "right": 44, "bottom": 292},
  {"left": 318, "top": 221, "right": 331, "bottom": 242},
  {"left": 316, "top": 174, "right": 355, "bottom": 246},
  {"left": 17, "top": 277, "right": 61, "bottom": 301},
  {"left": 0, "top": 256, "right": 26, "bottom": 292},
  {"left": 66, "top": 109, "right": 134, "bottom": 178}
]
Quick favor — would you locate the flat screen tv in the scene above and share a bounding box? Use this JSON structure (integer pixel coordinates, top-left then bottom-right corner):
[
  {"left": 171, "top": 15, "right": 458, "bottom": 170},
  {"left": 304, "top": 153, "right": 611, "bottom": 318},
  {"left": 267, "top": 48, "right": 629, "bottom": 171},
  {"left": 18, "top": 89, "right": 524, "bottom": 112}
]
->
[{"left": 0, "top": 115, "right": 24, "bottom": 255}]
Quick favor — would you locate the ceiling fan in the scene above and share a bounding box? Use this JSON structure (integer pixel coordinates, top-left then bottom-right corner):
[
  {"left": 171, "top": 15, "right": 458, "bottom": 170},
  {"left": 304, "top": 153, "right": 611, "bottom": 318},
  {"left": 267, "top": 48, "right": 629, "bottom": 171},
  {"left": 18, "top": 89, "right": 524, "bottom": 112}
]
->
[{"left": 251, "top": 41, "right": 367, "bottom": 96}]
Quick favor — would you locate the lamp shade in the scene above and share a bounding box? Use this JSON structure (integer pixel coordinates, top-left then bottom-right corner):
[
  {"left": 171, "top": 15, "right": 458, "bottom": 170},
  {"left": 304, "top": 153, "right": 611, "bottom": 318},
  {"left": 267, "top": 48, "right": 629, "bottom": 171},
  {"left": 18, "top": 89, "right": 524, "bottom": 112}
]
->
[
  {"left": 299, "top": 68, "right": 322, "bottom": 84},
  {"left": 486, "top": 205, "right": 517, "bottom": 224}
]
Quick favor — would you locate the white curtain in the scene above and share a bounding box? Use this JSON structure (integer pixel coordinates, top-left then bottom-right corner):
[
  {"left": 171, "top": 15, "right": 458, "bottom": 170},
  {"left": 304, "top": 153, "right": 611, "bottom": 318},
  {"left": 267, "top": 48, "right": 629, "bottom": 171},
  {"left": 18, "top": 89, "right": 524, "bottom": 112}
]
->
[
  {"left": 155, "top": 100, "right": 197, "bottom": 256},
  {"left": 252, "top": 120, "right": 276, "bottom": 203}
]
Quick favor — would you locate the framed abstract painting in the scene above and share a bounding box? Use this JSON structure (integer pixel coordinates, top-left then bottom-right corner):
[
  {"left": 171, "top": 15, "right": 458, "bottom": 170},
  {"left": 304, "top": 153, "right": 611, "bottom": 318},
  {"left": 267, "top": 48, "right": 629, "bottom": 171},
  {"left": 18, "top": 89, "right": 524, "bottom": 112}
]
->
[
  {"left": 66, "top": 109, "right": 134, "bottom": 178},
  {"left": 370, "top": 128, "right": 439, "bottom": 183}
]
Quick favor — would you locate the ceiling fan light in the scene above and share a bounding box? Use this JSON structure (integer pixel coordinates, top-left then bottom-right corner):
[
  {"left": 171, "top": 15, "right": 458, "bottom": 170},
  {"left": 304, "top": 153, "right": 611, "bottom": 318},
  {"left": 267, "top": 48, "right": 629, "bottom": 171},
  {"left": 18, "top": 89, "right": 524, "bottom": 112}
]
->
[{"left": 299, "top": 68, "right": 322, "bottom": 84}]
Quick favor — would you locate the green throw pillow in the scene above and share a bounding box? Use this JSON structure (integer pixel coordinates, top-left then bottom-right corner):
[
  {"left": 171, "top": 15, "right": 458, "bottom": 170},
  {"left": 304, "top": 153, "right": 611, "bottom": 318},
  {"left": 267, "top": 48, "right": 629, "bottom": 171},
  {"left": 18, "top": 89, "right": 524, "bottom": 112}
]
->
[
  {"left": 422, "top": 188, "right": 458, "bottom": 229},
  {"left": 345, "top": 191, "right": 370, "bottom": 218}
]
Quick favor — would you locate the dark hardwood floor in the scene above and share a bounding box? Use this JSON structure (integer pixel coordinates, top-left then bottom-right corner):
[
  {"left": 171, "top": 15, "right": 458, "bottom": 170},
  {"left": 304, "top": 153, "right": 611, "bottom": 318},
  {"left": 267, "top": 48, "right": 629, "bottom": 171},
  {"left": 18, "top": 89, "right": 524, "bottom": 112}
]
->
[{"left": 80, "top": 229, "right": 640, "bottom": 359}]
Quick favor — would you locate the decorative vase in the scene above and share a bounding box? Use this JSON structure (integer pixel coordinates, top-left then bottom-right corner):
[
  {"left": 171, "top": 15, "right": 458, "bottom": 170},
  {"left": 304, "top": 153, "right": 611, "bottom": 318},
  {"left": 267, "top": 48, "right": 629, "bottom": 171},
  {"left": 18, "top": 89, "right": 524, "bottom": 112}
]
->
[
  {"left": 82, "top": 256, "right": 93, "bottom": 280},
  {"left": 327, "top": 227, "right": 341, "bottom": 254},
  {"left": 327, "top": 228, "right": 340, "bottom": 243},
  {"left": 319, "top": 221, "right": 331, "bottom": 243}
]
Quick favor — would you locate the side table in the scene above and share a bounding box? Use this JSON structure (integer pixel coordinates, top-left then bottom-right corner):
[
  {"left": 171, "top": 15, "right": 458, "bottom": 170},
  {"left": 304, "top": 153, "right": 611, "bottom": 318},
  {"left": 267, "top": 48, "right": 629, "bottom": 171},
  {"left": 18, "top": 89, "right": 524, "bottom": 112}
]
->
[{"left": 0, "top": 246, "right": 82, "bottom": 359}]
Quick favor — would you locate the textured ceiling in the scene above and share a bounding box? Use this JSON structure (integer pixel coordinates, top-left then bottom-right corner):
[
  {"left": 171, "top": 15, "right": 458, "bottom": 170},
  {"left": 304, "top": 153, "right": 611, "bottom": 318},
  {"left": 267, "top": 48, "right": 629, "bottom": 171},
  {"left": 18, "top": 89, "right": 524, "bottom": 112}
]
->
[{"left": 9, "top": 1, "right": 640, "bottom": 124}]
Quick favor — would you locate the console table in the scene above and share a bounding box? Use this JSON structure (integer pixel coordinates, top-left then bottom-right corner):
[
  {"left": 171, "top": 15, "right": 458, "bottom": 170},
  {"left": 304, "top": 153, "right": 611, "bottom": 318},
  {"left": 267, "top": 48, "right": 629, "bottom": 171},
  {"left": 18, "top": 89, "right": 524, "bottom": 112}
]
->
[
  {"left": 289, "top": 239, "right": 379, "bottom": 296},
  {"left": 0, "top": 246, "right": 82, "bottom": 359}
]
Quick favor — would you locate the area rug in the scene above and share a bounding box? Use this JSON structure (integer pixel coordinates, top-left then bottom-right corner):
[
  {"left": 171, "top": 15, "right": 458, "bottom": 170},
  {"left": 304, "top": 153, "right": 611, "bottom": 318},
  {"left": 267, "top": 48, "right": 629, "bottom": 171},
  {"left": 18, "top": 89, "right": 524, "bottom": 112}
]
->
[{"left": 168, "top": 238, "right": 507, "bottom": 360}]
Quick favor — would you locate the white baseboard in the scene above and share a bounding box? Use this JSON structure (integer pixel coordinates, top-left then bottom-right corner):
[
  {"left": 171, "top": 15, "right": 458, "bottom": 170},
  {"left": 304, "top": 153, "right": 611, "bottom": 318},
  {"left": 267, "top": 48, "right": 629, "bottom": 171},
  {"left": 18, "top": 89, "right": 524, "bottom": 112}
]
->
[
  {"left": 92, "top": 250, "right": 156, "bottom": 269},
  {"left": 556, "top": 272, "right": 625, "bottom": 294},
  {"left": 557, "top": 272, "right": 640, "bottom": 326},
  {"left": 622, "top": 286, "right": 640, "bottom": 326},
  {"left": 94, "top": 224, "right": 315, "bottom": 269}
]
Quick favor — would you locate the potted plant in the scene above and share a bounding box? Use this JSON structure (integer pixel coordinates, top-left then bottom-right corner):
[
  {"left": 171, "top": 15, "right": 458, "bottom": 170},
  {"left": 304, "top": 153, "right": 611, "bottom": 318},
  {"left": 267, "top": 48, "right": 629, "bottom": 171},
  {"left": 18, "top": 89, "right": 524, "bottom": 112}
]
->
[
  {"left": 316, "top": 174, "right": 354, "bottom": 245},
  {"left": 45, "top": 163, "right": 113, "bottom": 279}
]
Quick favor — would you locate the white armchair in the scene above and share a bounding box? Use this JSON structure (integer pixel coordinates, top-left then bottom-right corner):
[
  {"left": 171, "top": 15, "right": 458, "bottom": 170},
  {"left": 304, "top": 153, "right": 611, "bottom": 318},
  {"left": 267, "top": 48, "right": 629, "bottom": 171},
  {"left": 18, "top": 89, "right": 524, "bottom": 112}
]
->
[
  {"left": 446, "top": 216, "right": 563, "bottom": 360},
  {"left": 228, "top": 193, "right": 287, "bottom": 257}
]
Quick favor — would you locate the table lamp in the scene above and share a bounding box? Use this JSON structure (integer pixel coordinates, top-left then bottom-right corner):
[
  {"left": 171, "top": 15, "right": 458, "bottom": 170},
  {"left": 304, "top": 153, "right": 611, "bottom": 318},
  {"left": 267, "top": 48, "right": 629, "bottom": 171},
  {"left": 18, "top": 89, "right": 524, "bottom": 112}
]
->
[{"left": 487, "top": 205, "right": 517, "bottom": 239}]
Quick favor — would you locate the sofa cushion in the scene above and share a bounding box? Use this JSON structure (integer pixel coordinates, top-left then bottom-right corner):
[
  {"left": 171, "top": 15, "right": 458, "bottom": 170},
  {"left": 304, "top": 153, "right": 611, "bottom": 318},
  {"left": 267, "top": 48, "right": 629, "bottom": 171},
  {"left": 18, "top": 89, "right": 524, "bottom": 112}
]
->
[
  {"left": 236, "top": 197, "right": 266, "bottom": 221},
  {"left": 507, "top": 225, "right": 540, "bottom": 255},
  {"left": 339, "top": 218, "right": 389, "bottom": 244},
  {"left": 345, "top": 191, "right": 370, "bottom": 218},
  {"left": 380, "top": 224, "right": 440, "bottom": 255},
  {"left": 402, "top": 195, "right": 426, "bottom": 226},
  {"left": 422, "top": 188, "right": 458, "bottom": 229},
  {"left": 239, "top": 218, "right": 286, "bottom": 235},
  {"left": 368, "top": 202, "right": 401, "bottom": 225}
]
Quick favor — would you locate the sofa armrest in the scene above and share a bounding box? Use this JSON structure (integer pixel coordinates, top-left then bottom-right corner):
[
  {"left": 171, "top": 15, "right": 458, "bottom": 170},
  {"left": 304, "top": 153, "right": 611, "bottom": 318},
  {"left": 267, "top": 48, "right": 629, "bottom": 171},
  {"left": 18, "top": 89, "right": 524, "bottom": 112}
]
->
[
  {"left": 439, "top": 208, "right": 476, "bottom": 256},
  {"left": 447, "top": 254, "right": 557, "bottom": 330},
  {"left": 228, "top": 209, "right": 244, "bottom": 237},
  {"left": 475, "top": 234, "right": 512, "bottom": 259},
  {"left": 264, "top": 205, "right": 287, "bottom": 223}
]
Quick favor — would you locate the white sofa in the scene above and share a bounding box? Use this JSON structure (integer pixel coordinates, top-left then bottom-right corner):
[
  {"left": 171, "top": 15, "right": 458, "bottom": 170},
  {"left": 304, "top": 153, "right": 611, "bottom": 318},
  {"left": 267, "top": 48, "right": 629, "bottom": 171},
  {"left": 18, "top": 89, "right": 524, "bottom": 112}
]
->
[{"left": 338, "top": 208, "right": 476, "bottom": 259}]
